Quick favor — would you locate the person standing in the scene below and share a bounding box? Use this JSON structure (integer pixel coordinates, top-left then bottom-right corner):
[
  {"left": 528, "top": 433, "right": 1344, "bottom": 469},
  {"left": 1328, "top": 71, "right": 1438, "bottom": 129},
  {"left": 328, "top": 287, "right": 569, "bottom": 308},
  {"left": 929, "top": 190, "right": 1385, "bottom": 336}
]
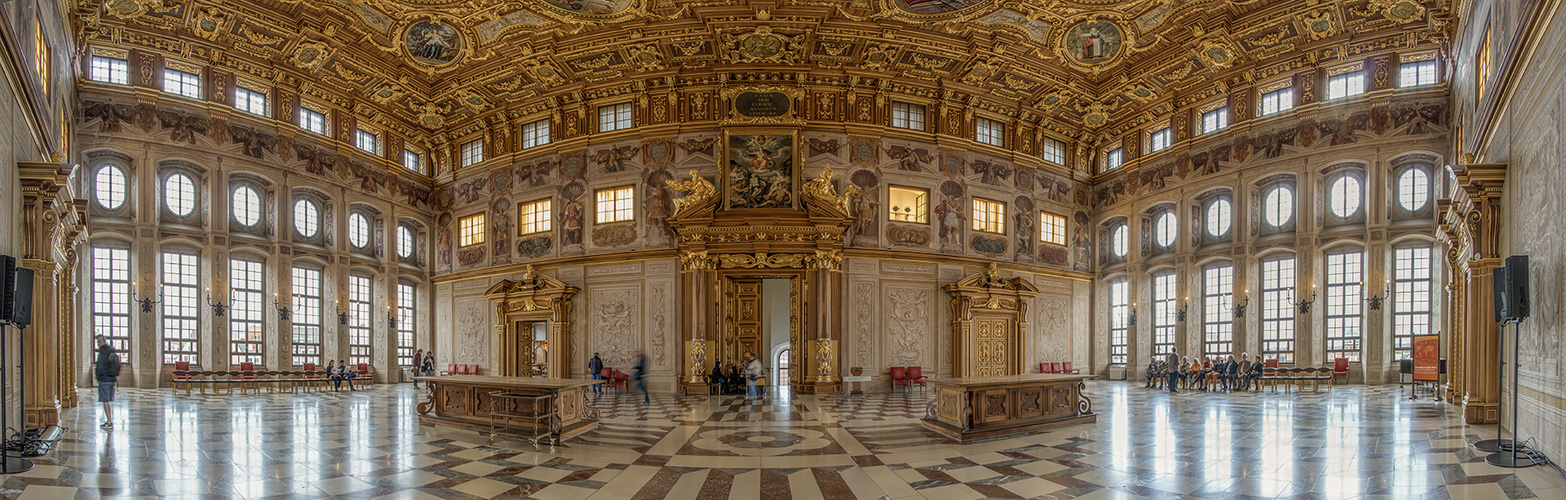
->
[
  {"left": 744, "top": 353, "right": 762, "bottom": 401},
  {"left": 1165, "top": 351, "right": 1180, "bottom": 394},
  {"left": 588, "top": 352, "right": 605, "bottom": 395},
  {"left": 94, "top": 335, "right": 121, "bottom": 429},
  {"left": 411, "top": 349, "right": 424, "bottom": 385},
  {"left": 417, "top": 351, "right": 435, "bottom": 389},
  {"left": 633, "top": 351, "right": 649, "bottom": 405}
]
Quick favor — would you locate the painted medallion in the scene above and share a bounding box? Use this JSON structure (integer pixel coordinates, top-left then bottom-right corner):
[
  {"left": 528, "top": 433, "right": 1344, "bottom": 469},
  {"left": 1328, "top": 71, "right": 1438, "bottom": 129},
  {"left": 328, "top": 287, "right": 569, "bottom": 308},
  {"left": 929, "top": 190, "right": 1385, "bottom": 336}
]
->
[
  {"left": 1063, "top": 20, "right": 1123, "bottom": 65},
  {"left": 405, "top": 20, "right": 463, "bottom": 66}
]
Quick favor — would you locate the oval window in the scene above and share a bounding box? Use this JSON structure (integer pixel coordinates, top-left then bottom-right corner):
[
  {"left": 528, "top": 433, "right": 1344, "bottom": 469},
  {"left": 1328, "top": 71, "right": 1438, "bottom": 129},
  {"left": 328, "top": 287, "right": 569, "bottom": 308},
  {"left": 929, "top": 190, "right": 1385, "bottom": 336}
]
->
[
  {"left": 1330, "top": 175, "right": 1363, "bottom": 218},
  {"left": 1206, "top": 198, "right": 1232, "bottom": 237},
  {"left": 348, "top": 213, "right": 369, "bottom": 248},
  {"left": 1398, "top": 168, "right": 1430, "bottom": 212},
  {"left": 397, "top": 225, "right": 415, "bottom": 259},
  {"left": 294, "top": 199, "right": 320, "bottom": 238},
  {"left": 233, "top": 186, "right": 261, "bottom": 227},
  {"left": 1264, "top": 186, "right": 1294, "bottom": 227},
  {"left": 165, "top": 172, "right": 196, "bottom": 217},
  {"left": 1110, "top": 224, "right": 1128, "bottom": 258},
  {"left": 1154, "top": 212, "right": 1176, "bottom": 248},
  {"left": 96, "top": 165, "right": 127, "bottom": 210}
]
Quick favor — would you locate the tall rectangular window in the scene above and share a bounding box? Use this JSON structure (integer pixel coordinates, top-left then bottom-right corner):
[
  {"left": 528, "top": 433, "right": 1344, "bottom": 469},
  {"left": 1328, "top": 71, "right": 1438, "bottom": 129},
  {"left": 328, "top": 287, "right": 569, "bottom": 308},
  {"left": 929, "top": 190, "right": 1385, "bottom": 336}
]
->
[
  {"left": 397, "top": 283, "right": 416, "bottom": 366},
  {"left": 599, "top": 102, "right": 633, "bottom": 132},
  {"left": 1203, "top": 265, "right": 1234, "bottom": 357},
  {"left": 888, "top": 186, "right": 929, "bottom": 223},
  {"left": 348, "top": 275, "right": 372, "bottom": 367},
  {"left": 235, "top": 86, "right": 267, "bottom": 116},
  {"left": 1040, "top": 212, "right": 1066, "bottom": 245},
  {"left": 1327, "top": 71, "right": 1365, "bottom": 99},
  {"left": 1393, "top": 246, "right": 1433, "bottom": 360},
  {"left": 1043, "top": 137, "right": 1065, "bottom": 165},
  {"left": 976, "top": 117, "right": 1004, "bottom": 147},
  {"left": 163, "top": 68, "right": 201, "bottom": 98},
  {"left": 1149, "top": 128, "right": 1171, "bottom": 153},
  {"left": 596, "top": 186, "right": 634, "bottom": 223},
  {"left": 1261, "top": 256, "right": 1296, "bottom": 363},
  {"left": 229, "top": 258, "right": 264, "bottom": 366},
  {"left": 1325, "top": 251, "right": 1364, "bottom": 362},
  {"left": 1109, "top": 279, "right": 1128, "bottom": 365},
  {"left": 355, "top": 129, "right": 379, "bottom": 154},
  {"left": 92, "top": 247, "right": 132, "bottom": 356},
  {"left": 1152, "top": 272, "right": 1177, "bottom": 357},
  {"left": 891, "top": 102, "right": 925, "bottom": 130},
  {"left": 1201, "top": 107, "right": 1228, "bottom": 134},
  {"left": 971, "top": 198, "right": 1005, "bottom": 234},
  {"left": 520, "top": 199, "right": 552, "bottom": 235},
  {"left": 402, "top": 149, "right": 421, "bottom": 172},
  {"left": 90, "top": 55, "right": 129, "bottom": 85},
  {"left": 1260, "top": 88, "right": 1294, "bottom": 116},
  {"left": 459, "top": 214, "right": 486, "bottom": 247},
  {"left": 1105, "top": 148, "right": 1124, "bottom": 170},
  {"left": 291, "top": 267, "right": 322, "bottom": 367},
  {"left": 299, "top": 107, "right": 327, "bottom": 135},
  {"left": 161, "top": 251, "right": 199, "bottom": 365},
  {"left": 460, "top": 139, "right": 484, "bottom": 167},
  {"left": 1401, "top": 60, "right": 1438, "bottom": 87},
  {"left": 523, "top": 119, "right": 550, "bottom": 148}
]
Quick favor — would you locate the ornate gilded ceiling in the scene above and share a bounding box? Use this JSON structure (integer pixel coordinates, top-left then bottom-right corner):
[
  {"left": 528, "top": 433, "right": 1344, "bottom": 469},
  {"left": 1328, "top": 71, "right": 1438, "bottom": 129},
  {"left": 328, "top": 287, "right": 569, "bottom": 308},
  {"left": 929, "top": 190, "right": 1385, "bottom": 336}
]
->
[{"left": 77, "top": 0, "right": 1453, "bottom": 148}]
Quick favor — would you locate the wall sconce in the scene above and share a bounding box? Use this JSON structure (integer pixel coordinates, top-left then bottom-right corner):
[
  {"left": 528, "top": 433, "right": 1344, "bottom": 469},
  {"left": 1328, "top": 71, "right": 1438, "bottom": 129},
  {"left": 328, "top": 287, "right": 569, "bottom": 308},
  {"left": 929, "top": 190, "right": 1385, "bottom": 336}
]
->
[
  {"left": 274, "top": 294, "right": 291, "bottom": 321},
  {"left": 131, "top": 282, "right": 162, "bottom": 313},
  {"left": 1365, "top": 279, "right": 1389, "bottom": 310},
  {"left": 1127, "top": 304, "right": 1137, "bottom": 326},
  {"left": 1289, "top": 285, "right": 1317, "bottom": 315},
  {"left": 1232, "top": 290, "right": 1249, "bottom": 319},
  {"left": 388, "top": 309, "right": 398, "bottom": 329},
  {"left": 336, "top": 299, "right": 349, "bottom": 325},
  {"left": 205, "top": 288, "right": 227, "bottom": 317},
  {"left": 1176, "top": 297, "right": 1189, "bottom": 322}
]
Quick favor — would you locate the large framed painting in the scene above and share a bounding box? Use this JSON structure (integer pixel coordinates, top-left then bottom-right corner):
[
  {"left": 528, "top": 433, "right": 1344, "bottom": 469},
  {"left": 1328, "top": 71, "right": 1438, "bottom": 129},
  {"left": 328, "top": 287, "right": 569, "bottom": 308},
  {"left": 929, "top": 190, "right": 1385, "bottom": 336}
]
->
[{"left": 723, "top": 130, "right": 800, "bottom": 210}]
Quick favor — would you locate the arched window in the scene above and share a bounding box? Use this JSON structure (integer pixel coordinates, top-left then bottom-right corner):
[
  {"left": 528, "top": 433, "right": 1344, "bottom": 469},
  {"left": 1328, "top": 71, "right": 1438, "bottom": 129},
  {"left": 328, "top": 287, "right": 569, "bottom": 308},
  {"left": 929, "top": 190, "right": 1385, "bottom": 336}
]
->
[
  {"left": 1398, "top": 167, "right": 1430, "bottom": 212},
  {"left": 232, "top": 186, "right": 261, "bottom": 227},
  {"left": 1154, "top": 212, "right": 1176, "bottom": 248},
  {"left": 348, "top": 212, "right": 370, "bottom": 248},
  {"left": 1329, "top": 175, "right": 1363, "bottom": 218},
  {"left": 1206, "top": 198, "right": 1233, "bottom": 237},
  {"left": 1263, "top": 185, "right": 1294, "bottom": 227},
  {"left": 1110, "top": 224, "right": 1128, "bottom": 258},
  {"left": 95, "top": 165, "right": 126, "bottom": 210},
  {"left": 164, "top": 172, "right": 196, "bottom": 217},
  {"left": 777, "top": 349, "right": 790, "bottom": 385},
  {"left": 397, "top": 225, "right": 415, "bottom": 259},
  {"left": 293, "top": 199, "right": 320, "bottom": 238}
]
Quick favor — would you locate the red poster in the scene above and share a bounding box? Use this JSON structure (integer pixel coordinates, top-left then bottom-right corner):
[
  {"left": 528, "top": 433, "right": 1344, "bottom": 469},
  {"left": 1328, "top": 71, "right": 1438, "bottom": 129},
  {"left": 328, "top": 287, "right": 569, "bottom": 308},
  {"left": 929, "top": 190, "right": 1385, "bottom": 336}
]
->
[{"left": 1413, "top": 335, "right": 1440, "bottom": 381}]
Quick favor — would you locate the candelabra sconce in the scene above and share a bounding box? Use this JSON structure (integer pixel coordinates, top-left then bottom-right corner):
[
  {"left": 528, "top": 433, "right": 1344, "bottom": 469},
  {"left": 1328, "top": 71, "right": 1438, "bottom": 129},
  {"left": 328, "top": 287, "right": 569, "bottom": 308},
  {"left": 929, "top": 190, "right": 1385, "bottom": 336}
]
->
[
  {"left": 131, "top": 284, "right": 162, "bottom": 314},
  {"left": 274, "top": 298, "right": 291, "bottom": 321},
  {"left": 1127, "top": 306, "right": 1137, "bottom": 326},
  {"left": 338, "top": 310, "right": 350, "bottom": 325},
  {"left": 1289, "top": 286, "right": 1317, "bottom": 315},
  {"left": 388, "top": 312, "right": 398, "bottom": 329},
  {"left": 1233, "top": 292, "right": 1250, "bottom": 319},
  {"left": 1176, "top": 300, "right": 1189, "bottom": 322},
  {"left": 206, "top": 290, "right": 227, "bottom": 317},
  {"left": 1365, "top": 280, "right": 1389, "bottom": 310}
]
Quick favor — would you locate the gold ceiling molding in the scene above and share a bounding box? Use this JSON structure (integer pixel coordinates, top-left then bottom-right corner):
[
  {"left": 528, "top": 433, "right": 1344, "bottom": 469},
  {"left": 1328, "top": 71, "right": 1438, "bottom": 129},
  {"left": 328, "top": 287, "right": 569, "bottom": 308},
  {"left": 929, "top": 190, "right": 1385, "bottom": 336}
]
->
[{"left": 678, "top": 250, "right": 843, "bottom": 271}]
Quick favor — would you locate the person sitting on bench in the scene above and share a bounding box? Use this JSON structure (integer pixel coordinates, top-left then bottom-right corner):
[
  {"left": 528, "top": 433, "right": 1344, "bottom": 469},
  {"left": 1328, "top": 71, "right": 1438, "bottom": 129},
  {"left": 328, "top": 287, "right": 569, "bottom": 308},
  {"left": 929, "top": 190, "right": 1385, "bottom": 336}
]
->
[
  {"left": 1146, "top": 359, "right": 1161, "bottom": 388},
  {"left": 338, "top": 359, "right": 357, "bottom": 391},
  {"left": 1245, "top": 354, "right": 1265, "bottom": 390},
  {"left": 327, "top": 360, "right": 343, "bottom": 391}
]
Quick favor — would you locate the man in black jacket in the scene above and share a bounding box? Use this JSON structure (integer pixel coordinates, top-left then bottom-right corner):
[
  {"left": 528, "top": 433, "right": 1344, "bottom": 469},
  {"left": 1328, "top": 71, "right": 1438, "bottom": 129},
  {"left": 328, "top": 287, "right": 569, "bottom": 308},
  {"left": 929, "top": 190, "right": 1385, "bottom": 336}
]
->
[
  {"left": 94, "top": 335, "right": 121, "bottom": 429},
  {"left": 588, "top": 353, "right": 604, "bottom": 395}
]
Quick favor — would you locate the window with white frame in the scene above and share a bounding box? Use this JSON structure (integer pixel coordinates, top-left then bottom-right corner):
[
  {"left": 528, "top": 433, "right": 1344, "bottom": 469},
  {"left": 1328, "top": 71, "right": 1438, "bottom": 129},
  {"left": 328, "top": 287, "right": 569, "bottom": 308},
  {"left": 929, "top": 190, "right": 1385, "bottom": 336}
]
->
[
  {"left": 976, "top": 117, "right": 1004, "bottom": 147},
  {"left": 599, "top": 102, "right": 633, "bottom": 132},
  {"left": 1149, "top": 128, "right": 1172, "bottom": 153},
  {"left": 1263, "top": 185, "right": 1294, "bottom": 228},
  {"left": 891, "top": 102, "right": 925, "bottom": 130},
  {"left": 523, "top": 119, "right": 550, "bottom": 148},
  {"left": 1110, "top": 224, "right": 1128, "bottom": 258},
  {"left": 971, "top": 198, "right": 1005, "bottom": 234},
  {"left": 596, "top": 186, "right": 634, "bottom": 223},
  {"left": 1206, "top": 198, "right": 1233, "bottom": 237},
  {"left": 1105, "top": 147, "right": 1124, "bottom": 171},
  {"left": 520, "top": 199, "right": 552, "bottom": 235},
  {"left": 163, "top": 68, "right": 201, "bottom": 98},
  {"left": 460, "top": 139, "right": 484, "bottom": 167},
  {"left": 95, "top": 165, "right": 127, "bottom": 210},
  {"left": 403, "top": 149, "right": 421, "bottom": 172},
  {"left": 92, "top": 247, "right": 132, "bottom": 355},
  {"left": 1329, "top": 175, "right": 1363, "bottom": 218},
  {"left": 229, "top": 258, "right": 264, "bottom": 366},
  {"left": 1040, "top": 212, "right": 1066, "bottom": 246},
  {"left": 1154, "top": 211, "right": 1176, "bottom": 248},
  {"left": 398, "top": 224, "right": 416, "bottom": 259},
  {"left": 1393, "top": 246, "right": 1433, "bottom": 360},
  {"left": 1261, "top": 256, "right": 1296, "bottom": 363},
  {"left": 89, "top": 55, "right": 129, "bottom": 85},
  {"left": 459, "top": 214, "right": 485, "bottom": 247},
  {"left": 1327, "top": 71, "right": 1365, "bottom": 99},
  {"left": 348, "top": 212, "right": 369, "bottom": 249},
  {"left": 888, "top": 186, "right": 928, "bottom": 223},
  {"left": 348, "top": 275, "right": 372, "bottom": 367},
  {"left": 161, "top": 251, "right": 199, "bottom": 365},
  {"left": 165, "top": 172, "right": 196, "bottom": 218},
  {"left": 1043, "top": 137, "right": 1065, "bottom": 165},
  {"left": 1398, "top": 167, "right": 1431, "bottom": 212},
  {"left": 299, "top": 107, "right": 327, "bottom": 135},
  {"left": 1325, "top": 250, "right": 1364, "bottom": 362},
  {"left": 1401, "top": 59, "right": 1438, "bottom": 87},
  {"left": 1152, "top": 272, "right": 1177, "bottom": 357},
  {"left": 1260, "top": 87, "right": 1294, "bottom": 116},
  {"left": 235, "top": 86, "right": 267, "bottom": 116},
  {"left": 397, "top": 283, "right": 416, "bottom": 366},
  {"left": 1109, "top": 279, "right": 1128, "bottom": 364},
  {"left": 232, "top": 185, "right": 261, "bottom": 228},
  {"left": 1203, "top": 264, "right": 1234, "bottom": 357},
  {"left": 1201, "top": 107, "right": 1228, "bottom": 134},
  {"left": 355, "top": 129, "right": 379, "bottom": 155},
  {"left": 290, "top": 266, "right": 322, "bottom": 367},
  {"left": 293, "top": 199, "right": 320, "bottom": 238}
]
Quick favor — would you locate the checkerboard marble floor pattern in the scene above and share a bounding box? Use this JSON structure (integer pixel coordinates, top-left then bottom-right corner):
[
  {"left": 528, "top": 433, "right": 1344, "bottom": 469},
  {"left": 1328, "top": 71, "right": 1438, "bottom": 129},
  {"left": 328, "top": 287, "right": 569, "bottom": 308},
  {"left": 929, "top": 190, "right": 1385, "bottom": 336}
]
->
[{"left": 9, "top": 381, "right": 1564, "bottom": 499}]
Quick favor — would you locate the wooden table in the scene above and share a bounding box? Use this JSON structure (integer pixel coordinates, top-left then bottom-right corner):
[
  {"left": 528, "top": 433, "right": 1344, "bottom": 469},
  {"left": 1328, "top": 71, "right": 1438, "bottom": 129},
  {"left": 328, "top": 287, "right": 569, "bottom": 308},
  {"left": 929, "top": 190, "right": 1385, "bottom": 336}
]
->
[
  {"left": 922, "top": 374, "right": 1096, "bottom": 442},
  {"left": 414, "top": 375, "right": 600, "bottom": 443}
]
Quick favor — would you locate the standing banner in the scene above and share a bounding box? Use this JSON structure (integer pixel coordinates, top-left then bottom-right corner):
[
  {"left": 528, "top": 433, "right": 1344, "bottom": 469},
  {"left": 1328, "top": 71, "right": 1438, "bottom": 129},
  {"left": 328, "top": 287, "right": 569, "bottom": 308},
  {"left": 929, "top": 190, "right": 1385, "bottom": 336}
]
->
[{"left": 1413, "top": 334, "right": 1440, "bottom": 381}]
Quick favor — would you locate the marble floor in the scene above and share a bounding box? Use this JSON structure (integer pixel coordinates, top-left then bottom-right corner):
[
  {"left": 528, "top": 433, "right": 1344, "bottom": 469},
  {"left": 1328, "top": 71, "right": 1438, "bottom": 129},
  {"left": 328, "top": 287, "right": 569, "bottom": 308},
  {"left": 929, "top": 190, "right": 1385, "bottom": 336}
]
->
[{"left": 8, "top": 380, "right": 1565, "bottom": 499}]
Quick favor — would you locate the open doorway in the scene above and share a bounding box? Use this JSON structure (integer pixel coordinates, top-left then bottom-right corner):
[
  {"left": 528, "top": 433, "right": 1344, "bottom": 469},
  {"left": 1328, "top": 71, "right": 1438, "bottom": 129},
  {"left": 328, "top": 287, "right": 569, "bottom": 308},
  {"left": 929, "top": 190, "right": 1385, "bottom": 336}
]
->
[{"left": 777, "top": 349, "right": 790, "bottom": 385}]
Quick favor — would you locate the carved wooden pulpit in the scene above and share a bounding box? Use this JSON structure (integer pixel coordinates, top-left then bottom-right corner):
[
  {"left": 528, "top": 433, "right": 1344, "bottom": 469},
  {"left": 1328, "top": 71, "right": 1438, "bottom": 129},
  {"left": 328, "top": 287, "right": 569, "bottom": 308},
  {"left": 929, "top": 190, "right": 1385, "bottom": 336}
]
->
[{"left": 943, "top": 264, "right": 1041, "bottom": 378}]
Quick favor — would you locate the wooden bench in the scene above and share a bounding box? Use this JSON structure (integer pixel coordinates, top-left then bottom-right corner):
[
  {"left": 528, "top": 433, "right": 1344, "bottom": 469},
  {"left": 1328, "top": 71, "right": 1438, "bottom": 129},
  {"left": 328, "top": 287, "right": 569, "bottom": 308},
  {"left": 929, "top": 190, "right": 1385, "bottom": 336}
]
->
[{"left": 172, "top": 369, "right": 335, "bottom": 395}]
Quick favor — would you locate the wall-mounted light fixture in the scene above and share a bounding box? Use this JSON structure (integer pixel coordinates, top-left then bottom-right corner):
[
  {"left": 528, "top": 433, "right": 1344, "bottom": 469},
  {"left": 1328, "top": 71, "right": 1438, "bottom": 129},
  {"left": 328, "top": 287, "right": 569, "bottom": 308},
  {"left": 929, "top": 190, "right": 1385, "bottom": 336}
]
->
[
  {"left": 1290, "top": 284, "right": 1317, "bottom": 315},
  {"left": 206, "top": 288, "right": 227, "bottom": 317},
  {"left": 1233, "top": 290, "right": 1250, "bottom": 319},
  {"left": 131, "top": 282, "right": 162, "bottom": 314},
  {"left": 1176, "top": 297, "right": 1190, "bottom": 322},
  {"left": 1127, "top": 303, "right": 1138, "bottom": 326},
  {"left": 274, "top": 293, "right": 291, "bottom": 321},
  {"left": 1364, "top": 279, "right": 1389, "bottom": 310}
]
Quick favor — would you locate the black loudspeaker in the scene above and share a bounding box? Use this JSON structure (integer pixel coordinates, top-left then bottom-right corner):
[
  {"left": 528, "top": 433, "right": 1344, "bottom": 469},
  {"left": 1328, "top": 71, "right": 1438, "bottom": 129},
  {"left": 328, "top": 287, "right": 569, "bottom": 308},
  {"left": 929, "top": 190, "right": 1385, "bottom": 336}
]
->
[
  {"left": 1493, "top": 266, "right": 1509, "bottom": 324},
  {"left": 0, "top": 256, "right": 14, "bottom": 323},
  {"left": 9, "top": 268, "right": 31, "bottom": 328},
  {"left": 1505, "top": 255, "right": 1530, "bottom": 321}
]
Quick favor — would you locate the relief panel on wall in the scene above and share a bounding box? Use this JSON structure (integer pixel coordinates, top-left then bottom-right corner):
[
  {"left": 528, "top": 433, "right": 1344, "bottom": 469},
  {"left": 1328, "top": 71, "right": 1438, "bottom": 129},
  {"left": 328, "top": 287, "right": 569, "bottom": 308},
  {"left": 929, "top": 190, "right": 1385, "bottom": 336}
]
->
[
  {"left": 589, "top": 285, "right": 642, "bottom": 368},
  {"left": 851, "top": 279, "right": 878, "bottom": 371},
  {"left": 454, "top": 297, "right": 492, "bottom": 371},
  {"left": 1035, "top": 295, "right": 1072, "bottom": 365},
  {"left": 883, "top": 283, "right": 933, "bottom": 372}
]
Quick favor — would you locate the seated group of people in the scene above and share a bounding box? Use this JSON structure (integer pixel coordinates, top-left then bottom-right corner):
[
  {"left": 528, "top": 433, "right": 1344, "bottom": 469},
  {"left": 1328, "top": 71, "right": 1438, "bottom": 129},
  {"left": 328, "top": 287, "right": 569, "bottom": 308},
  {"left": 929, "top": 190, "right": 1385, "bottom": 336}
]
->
[
  {"left": 708, "top": 361, "right": 750, "bottom": 395},
  {"left": 324, "top": 360, "right": 359, "bottom": 391},
  {"left": 1145, "top": 353, "right": 1264, "bottom": 393}
]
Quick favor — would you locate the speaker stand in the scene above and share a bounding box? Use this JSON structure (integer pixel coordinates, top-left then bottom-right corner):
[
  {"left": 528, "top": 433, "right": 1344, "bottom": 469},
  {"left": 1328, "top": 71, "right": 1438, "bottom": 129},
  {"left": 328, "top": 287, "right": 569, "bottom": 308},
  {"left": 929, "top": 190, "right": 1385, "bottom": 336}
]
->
[
  {"left": 1485, "top": 320, "right": 1538, "bottom": 468},
  {"left": 0, "top": 324, "right": 33, "bottom": 474},
  {"left": 1474, "top": 321, "right": 1513, "bottom": 453}
]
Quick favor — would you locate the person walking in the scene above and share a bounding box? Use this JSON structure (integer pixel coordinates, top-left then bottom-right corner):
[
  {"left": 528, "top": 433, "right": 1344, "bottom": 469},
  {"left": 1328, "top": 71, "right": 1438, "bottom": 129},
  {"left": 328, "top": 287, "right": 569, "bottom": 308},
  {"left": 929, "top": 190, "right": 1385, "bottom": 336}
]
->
[
  {"left": 588, "top": 352, "right": 605, "bottom": 395},
  {"left": 633, "top": 351, "right": 649, "bottom": 405},
  {"left": 411, "top": 349, "right": 424, "bottom": 385},
  {"left": 94, "top": 335, "right": 121, "bottom": 429},
  {"left": 744, "top": 353, "right": 762, "bottom": 401}
]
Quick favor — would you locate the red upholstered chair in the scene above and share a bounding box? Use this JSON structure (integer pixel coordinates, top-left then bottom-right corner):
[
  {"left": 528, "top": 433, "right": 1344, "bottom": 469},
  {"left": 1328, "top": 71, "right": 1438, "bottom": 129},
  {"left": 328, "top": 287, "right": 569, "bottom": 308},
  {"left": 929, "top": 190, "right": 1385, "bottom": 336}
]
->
[
  {"left": 1331, "top": 358, "right": 1350, "bottom": 384},
  {"left": 238, "top": 362, "right": 259, "bottom": 394},
  {"left": 356, "top": 363, "right": 372, "bottom": 386},
  {"left": 1062, "top": 361, "right": 1080, "bottom": 374},
  {"left": 889, "top": 367, "right": 909, "bottom": 392},
  {"left": 301, "top": 363, "right": 319, "bottom": 392},
  {"left": 1039, "top": 363, "right": 1049, "bottom": 374},
  {"left": 172, "top": 361, "right": 193, "bottom": 394},
  {"left": 1049, "top": 362, "right": 1063, "bottom": 374},
  {"left": 907, "top": 366, "right": 928, "bottom": 393},
  {"left": 1260, "top": 359, "right": 1280, "bottom": 391},
  {"left": 440, "top": 364, "right": 456, "bottom": 376}
]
